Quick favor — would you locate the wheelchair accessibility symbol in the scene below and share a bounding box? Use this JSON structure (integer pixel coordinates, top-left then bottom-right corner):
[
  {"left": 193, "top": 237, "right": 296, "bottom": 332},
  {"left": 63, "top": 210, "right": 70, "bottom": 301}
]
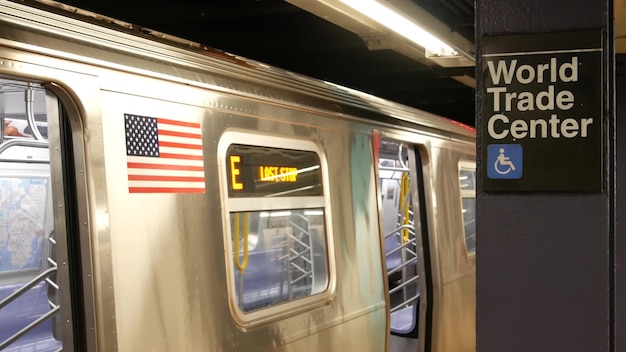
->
[
  {"left": 487, "top": 144, "right": 522, "bottom": 179},
  {"left": 495, "top": 148, "right": 515, "bottom": 174}
]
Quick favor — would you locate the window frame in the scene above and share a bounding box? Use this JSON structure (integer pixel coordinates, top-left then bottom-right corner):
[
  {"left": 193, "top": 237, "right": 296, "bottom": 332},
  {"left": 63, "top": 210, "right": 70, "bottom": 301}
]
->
[
  {"left": 458, "top": 161, "right": 476, "bottom": 258},
  {"left": 217, "top": 130, "right": 336, "bottom": 327}
]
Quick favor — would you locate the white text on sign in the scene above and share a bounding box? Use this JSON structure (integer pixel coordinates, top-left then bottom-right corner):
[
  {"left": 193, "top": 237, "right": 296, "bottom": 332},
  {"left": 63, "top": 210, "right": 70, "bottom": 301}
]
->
[{"left": 485, "top": 56, "right": 593, "bottom": 140}]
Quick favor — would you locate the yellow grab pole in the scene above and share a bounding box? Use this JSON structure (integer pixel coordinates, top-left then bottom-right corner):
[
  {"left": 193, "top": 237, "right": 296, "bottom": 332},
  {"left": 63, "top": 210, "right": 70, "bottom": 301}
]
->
[{"left": 234, "top": 212, "right": 249, "bottom": 273}]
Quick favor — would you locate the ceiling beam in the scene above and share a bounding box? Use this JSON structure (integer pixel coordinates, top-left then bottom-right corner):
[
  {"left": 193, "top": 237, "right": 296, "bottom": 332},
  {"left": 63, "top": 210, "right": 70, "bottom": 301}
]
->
[{"left": 63, "top": 0, "right": 302, "bottom": 23}]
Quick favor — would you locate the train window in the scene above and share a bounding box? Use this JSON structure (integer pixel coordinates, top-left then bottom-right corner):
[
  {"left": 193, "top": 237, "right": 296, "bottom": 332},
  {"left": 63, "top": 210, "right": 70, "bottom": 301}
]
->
[
  {"left": 0, "top": 174, "right": 51, "bottom": 279},
  {"left": 459, "top": 164, "right": 476, "bottom": 255},
  {"left": 229, "top": 209, "right": 328, "bottom": 312},
  {"left": 219, "top": 132, "right": 333, "bottom": 325}
]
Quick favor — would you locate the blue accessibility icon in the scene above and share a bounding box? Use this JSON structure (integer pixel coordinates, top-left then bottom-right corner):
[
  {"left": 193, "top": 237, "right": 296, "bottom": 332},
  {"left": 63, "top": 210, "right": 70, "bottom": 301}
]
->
[{"left": 487, "top": 144, "right": 523, "bottom": 179}]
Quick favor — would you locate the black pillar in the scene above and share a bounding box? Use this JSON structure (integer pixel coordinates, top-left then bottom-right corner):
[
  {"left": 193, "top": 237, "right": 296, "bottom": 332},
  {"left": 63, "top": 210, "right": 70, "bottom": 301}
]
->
[
  {"left": 615, "top": 54, "right": 625, "bottom": 351},
  {"left": 475, "top": 1, "right": 614, "bottom": 351}
]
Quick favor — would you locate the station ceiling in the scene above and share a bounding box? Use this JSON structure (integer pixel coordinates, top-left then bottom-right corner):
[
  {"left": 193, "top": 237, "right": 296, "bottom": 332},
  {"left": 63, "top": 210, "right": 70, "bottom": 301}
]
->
[
  {"left": 52, "top": 1, "right": 626, "bottom": 129},
  {"left": 51, "top": 0, "right": 475, "bottom": 126}
]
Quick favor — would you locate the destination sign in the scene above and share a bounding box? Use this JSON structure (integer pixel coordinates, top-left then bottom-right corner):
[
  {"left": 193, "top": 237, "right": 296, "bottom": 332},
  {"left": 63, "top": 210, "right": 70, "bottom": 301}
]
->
[
  {"left": 258, "top": 166, "right": 298, "bottom": 183},
  {"left": 481, "top": 30, "right": 604, "bottom": 192},
  {"left": 226, "top": 144, "right": 323, "bottom": 197}
]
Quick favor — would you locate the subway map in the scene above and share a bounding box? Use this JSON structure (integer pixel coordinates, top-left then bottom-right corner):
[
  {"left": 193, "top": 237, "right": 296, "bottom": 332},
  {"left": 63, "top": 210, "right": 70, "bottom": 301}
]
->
[{"left": 0, "top": 177, "right": 48, "bottom": 273}]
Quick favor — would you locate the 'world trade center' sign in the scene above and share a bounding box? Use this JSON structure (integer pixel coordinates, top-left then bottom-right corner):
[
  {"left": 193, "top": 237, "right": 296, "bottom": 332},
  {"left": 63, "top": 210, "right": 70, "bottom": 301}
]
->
[{"left": 481, "top": 30, "right": 604, "bottom": 192}]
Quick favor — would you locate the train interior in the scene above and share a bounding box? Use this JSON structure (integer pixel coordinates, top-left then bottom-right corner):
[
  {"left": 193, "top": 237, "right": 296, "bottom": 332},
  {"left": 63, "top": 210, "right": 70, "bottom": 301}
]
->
[
  {"left": 230, "top": 208, "right": 329, "bottom": 313},
  {"left": 377, "top": 139, "right": 422, "bottom": 340},
  {"left": 0, "top": 78, "right": 62, "bottom": 351}
]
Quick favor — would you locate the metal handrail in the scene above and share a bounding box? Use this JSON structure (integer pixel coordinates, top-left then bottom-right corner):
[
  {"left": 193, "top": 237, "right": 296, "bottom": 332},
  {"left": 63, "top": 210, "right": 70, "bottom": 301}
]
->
[
  {"left": 404, "top": 248, "right": 417, "bottom": 257},
  {"left": 378, "top": 165, "right": 410, "bottom": 172},
  {"left": 45, "top": 277, "right": 60, "bottom": 291},
  {"left": 290, "top": 261, "right": 309, "bottom": 275},
  {"left": 384, "top": 224, "right": 414, "bottom": 239},
  {"left": 25, "top": 85, "right": 46, "bottom": 142},
  {"left": 387, "top": 257, "right": 418, "bottom": 277},
  {"left": 0, "top": 138, "right": 48, "bottom": 156},
  {"left": 0, "top": 267, "right": 56, "bottom": 309},
  {"left": 280, "top": 248, "right": 312, "bottom": 265},
  {"left": 385, "top": 237, "right": 416, "bottom": 258},
  {"left": 291, "top": 270, "right": 313, "bottom": 284},
  {"left": 0, "top": 256, "right": 61, "bottom": 349},
  {"left": 395, "top": 214, "right": 414, "bottom": 225},
  {"left": 289, "top": 249, "right": 312, "bottom": 265},
  {"left": 289, "top": 222, "right": 308, "bottom": 236},
  {"left": 285, "top": 214, "right": 315, "bottom": 297},
  {"left": 397, "top": 144, "right": 408, "bottom": 169},
  {"left": 0, "top": 117, "right": 4, "bottom": 145},
  {"left": 389, "top": 275, "right": 419, "bottom": 295},
  {"left": 288, "top": 232, "right": 311, "bottom": 248},
  {"left": 288, "top": 219, "right": 312, "bottom": 264},
  {"left": 390, "top": 294, "right": 419, "bottom": 314},
  {"left": 0, "top": 302, "right": 60, "bottom": 350}
]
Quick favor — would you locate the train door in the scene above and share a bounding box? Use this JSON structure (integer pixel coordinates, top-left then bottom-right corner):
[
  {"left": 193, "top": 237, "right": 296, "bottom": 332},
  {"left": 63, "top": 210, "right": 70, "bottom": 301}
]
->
[
  {"left": 375, "top": 136, "right": 431, "bottom": 352},
  {"left": 0, "top": 78, "right": 90, "bottom": 351}
]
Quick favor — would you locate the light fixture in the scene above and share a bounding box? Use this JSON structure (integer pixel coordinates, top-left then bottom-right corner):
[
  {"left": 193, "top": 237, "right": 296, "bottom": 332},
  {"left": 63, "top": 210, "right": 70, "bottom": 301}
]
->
[
  {"left": 339, "top": 0, "right": 458, "bottom": 56},
  {"left": 304, "top": 210, "right": 324, "bottom": 216}
]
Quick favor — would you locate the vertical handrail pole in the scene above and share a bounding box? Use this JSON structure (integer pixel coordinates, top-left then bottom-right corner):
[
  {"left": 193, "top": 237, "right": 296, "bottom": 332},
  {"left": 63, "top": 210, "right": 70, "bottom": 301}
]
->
[{"left": 25, "top": 84, "right": 46, "bottom": 141}]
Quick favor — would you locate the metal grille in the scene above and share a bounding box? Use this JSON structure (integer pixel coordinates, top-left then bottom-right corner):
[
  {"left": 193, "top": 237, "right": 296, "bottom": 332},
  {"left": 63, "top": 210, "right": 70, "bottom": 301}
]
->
[{"left": 0, "top": 235, "right": 61, "bottom": 351}]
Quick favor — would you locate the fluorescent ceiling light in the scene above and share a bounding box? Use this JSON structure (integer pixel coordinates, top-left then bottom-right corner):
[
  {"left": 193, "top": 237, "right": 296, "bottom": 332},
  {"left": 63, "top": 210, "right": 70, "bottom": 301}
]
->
[
  {"left": 340, "top": 0, "right": 458, "bottom": 56},
  {"left": 304, "top": 210, "right": 324, "bottom": 216},
  {"left": 260, "top": 211, "right": 293, "bottom": 218},
  {"left": 270, "top": 211, "right": 292, "bottom": 218}
]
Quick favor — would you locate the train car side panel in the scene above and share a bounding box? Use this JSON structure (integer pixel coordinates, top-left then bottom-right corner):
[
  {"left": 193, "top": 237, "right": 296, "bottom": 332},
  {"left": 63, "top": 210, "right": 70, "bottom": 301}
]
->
[
  {"left": 429, "top": 142, "right": 476, "bottom": 352},
  {"left": 98, "top": 82, "right": 388, "bottom": 351}
]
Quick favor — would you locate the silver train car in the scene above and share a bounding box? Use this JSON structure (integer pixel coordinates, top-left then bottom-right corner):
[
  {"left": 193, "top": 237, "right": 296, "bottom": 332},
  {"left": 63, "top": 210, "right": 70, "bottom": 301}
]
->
[{"left": 0, "top": 0, "right": 476, "bottom": 351}]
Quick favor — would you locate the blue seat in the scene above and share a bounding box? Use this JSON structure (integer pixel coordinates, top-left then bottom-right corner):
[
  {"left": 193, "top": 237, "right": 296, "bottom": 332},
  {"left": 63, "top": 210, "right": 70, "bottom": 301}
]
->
[
  {"left": 235, "top": 249, "right": 287, "bottom": 311},
  {"left": 385, "top": 233, "right": 403, "bottom": 273},
  {"left": 390, "top": 299, "right": 419, "bottom": 338},
  {"left": 0, "top": 281, "right": 61, "bottom": 351},
  {"left": 234, "top": 248, "right": 313, "bottom": 311},
  {"left": 385, "top": 232, "right": 418, "bottom": 277}
]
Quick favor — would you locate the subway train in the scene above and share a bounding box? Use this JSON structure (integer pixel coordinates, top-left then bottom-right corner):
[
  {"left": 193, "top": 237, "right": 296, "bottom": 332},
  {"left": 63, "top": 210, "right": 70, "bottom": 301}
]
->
[{"left": 0, "top": 0, "right": 476, "bottom": 351}]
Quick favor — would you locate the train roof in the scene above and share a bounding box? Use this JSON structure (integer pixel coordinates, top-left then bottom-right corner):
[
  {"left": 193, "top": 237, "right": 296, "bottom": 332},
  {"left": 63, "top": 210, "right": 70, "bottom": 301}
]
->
[{"left": 0, "top": 0, "right": 475, "bottom": 141}]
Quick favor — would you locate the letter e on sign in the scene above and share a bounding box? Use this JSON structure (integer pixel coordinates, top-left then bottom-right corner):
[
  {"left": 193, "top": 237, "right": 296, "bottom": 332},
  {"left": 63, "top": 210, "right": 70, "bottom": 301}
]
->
[{"left": 230, "top": 155, "right": 244, "bottom": 190}]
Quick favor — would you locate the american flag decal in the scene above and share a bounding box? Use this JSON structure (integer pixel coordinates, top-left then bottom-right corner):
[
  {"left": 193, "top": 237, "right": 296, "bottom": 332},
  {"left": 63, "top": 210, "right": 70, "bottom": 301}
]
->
[{"left": 125, "top": 114, "right": 205, "bottom": 193}]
